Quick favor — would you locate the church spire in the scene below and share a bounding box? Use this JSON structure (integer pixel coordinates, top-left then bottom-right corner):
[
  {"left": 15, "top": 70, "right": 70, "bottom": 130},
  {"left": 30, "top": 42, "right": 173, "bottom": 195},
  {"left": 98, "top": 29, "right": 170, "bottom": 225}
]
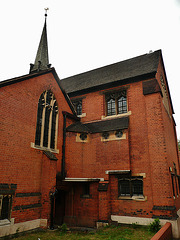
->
[{"left": 30, "top": 9, "right": 51, "bottom": 73}]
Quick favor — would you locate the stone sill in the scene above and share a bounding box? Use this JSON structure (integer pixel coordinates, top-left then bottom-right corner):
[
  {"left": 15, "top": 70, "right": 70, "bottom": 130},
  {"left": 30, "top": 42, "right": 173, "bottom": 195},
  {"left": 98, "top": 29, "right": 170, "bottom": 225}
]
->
[
  {"left": 101, "top": 111, "right": 131, "bottom": 120},
  {"left": 118, "top": 196, "right": 147, "bottom": 201},
  {"left": 31, "top": 142, "right": 59, "bottom": 154}
]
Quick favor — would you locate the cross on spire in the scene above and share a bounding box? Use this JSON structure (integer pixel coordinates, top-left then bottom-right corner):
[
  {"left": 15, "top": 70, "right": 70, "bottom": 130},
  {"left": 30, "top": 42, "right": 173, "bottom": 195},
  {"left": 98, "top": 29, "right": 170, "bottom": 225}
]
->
[
  {"left": 30, "top": 9, "right": 51, "bottom": 73},
  {"left": 44, "top": 8, "right": 49, "bottom": 18}
]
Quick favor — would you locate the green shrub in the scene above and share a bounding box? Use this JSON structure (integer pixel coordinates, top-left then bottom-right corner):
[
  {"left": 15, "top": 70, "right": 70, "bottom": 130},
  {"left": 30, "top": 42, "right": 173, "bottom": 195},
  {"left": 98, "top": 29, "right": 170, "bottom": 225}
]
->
[
  {"left": 132, "top": 222, "right": 139, "bottom": 229},
  {"left": 58, "top": 223, "right": 67, "bottom": 234},
  {"left": 148, "top": 218, "right": 161, "bottom": 233}
]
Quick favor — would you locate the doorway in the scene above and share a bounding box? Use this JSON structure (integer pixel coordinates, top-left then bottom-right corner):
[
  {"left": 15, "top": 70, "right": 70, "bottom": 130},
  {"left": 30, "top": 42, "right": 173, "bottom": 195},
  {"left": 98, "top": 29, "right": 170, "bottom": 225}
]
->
[{"left": 54, "top": 190, "right": 66, "bottom": 225}]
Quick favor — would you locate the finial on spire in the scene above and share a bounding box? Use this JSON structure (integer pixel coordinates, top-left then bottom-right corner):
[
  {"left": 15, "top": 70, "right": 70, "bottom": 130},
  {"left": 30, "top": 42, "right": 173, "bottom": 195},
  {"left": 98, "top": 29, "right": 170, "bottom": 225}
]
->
[
  {"left": 29, "top": 9, "right": 51, "bottom": 73},
  {"left": 44, "top": 8, "right": 49, "bottom": 18}
]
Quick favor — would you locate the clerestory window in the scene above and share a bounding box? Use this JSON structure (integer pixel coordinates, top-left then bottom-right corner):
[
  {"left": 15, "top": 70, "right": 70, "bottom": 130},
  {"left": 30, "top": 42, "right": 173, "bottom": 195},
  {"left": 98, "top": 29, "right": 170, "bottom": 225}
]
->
[
  {"left": 35, "top": 90, "right": 58, "bottom": 150},
  {"left": 105, "top": 90, "right": 127, "bottom": 116},
  {"left": 72, "top": 99, "right": 82, "bottom": 116}
]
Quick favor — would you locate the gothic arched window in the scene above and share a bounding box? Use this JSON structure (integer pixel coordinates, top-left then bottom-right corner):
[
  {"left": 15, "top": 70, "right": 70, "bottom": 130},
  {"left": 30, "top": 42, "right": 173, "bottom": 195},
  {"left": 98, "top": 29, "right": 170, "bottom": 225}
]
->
[{"left": 35, "top": 90, "right": 58, "bottom": 150}]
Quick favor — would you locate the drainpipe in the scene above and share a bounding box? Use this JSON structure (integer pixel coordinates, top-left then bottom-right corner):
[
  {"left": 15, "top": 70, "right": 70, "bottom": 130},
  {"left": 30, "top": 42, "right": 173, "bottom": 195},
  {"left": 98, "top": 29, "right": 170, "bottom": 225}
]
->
[
  {"left": 61, "top": 113, "right": 67, "bottom": 179},
  {"left": 61, "top": 111, "right": 80, "bottom": 180}
]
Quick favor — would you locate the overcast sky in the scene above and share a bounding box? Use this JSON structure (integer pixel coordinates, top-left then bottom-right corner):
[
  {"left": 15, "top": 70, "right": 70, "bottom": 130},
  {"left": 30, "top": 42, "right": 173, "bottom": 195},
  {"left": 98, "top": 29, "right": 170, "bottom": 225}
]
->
[{"left": 1, "top": 0, "right": 180, "bottom": 138}]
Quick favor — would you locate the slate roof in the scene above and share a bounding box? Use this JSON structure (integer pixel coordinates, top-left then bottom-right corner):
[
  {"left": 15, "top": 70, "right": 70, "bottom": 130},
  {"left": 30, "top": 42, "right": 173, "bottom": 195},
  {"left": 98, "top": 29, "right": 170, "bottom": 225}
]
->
[
  {"left": 61, "top": 50, "right": 161, "bottom": 95},
  {"left": 66, "top": 116, "right": 129, "bottom": 133}
]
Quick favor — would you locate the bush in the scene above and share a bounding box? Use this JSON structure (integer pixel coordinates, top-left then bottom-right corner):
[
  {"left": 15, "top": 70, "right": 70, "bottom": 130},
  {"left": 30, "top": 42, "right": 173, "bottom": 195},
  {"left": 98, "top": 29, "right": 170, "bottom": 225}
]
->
[
  {"left": 148, "top": 218, "right": 161, "bottom": 233},
  {"left": 132, "top": 222, "right": 139, "bottom": 229},
  {"left": 61, "top": 223, "right": 67, "bottom": 233}
]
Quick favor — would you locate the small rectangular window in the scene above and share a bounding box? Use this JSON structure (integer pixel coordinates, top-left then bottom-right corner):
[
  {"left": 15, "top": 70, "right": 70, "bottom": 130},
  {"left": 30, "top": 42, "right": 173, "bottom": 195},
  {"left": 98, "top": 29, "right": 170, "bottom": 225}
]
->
[
  {"left": 119, "top": 179, "right": 130, "bottom": 196},
  {"left": 119, "top": 176, "right": 143, "bottom": 197},
  {"left": 132, "top": 178, "right": 143, "bottom": 196}
]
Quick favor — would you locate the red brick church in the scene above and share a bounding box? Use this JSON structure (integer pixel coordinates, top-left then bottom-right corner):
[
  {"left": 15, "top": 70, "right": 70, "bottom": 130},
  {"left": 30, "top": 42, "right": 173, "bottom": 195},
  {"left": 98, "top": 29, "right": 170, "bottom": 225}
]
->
[{"left": 1, "top": 15, "right": 180, "bottom": 238}]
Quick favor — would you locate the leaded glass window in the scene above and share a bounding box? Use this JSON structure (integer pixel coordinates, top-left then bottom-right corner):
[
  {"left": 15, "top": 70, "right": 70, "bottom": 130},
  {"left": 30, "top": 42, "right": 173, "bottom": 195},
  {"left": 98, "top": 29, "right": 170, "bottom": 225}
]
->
[
  {"left": 72, "top": 99, "right": 82, "bottom": 116},
  {"left": 107, "top": 98, "right": 116, "bottom": 116},
  {"left": 118, "top": 96, "right": 127, "bottom": 114},
  {"left": 119, "top": 176, "right": 143, "bottom": 197},
  {"left": 105, "top": 90, "right": 127, "bottom": 116},
  {"left": 35, "top": 90, "right": 58, "bottom": 150},
  {"left": 119, "top": 179, "right": 130, "bottom": 196}
]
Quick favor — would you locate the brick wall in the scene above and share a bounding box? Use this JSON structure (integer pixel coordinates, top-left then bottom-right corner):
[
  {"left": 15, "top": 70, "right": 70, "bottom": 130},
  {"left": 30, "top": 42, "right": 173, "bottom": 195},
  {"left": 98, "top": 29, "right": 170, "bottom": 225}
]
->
[
  {"left": 63, "top": 59, "right": 180, "bottom": 224},
  {"left": 0, "top": 71, "right": 72, "bottom": 225}
]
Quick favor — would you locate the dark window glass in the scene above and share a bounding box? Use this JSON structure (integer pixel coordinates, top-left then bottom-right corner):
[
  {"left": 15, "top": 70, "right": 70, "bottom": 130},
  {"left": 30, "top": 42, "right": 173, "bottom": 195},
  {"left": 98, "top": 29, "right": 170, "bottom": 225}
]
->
[
  {"left": 119, "top": 179, "right": 130, "bottom": 196},
  {"left": 43, "top": 107, "right": 51, "bottom": 147},
  {"left": 35, "top": 94, "right": 44, "bottom": 146},
  {"left": 115, "top": 130, "right": 123, "bottom": 138},
  {"left": 76, "top": 102, "right": 82, "bottom": 116},
  {"left": 132, "top": 178, "right": 143, "bottom": 196},
  {"left": 50, "top": 102, "right": 58, "bottom": 149},
  {"left": 83, "top": 183, "right": 90, "bottom": 196},
  {"left": 35, "top": 90, "right": 58, "bottom": 149},
  {"left": 119, "top": 177, "right": 143, "bottom": 197},
  {"left": 107, "top": 98, "right": 116, "bottom": 116},
  {"left": 105, "top": 91, "right": 127, "bottom": 116},
  {"left": 80, "top": 133, "right": 87, "bottom": 141},
  {"left": 72, "top": 100, "right": 82, "bottom": 116},
  {"left": 0, "top": 195, "right": 11, "bottom": 220},
  {"left": 102, "top": 132, "right": 109, "bottom": 139},
  {"left": 178, "top": 176, "right": 180, "bottom": 194},
  {"left": 118, "top": 96, "right": 127, "bottom": 114},
  {"left": 171, "top": 174, "right": 175, "bottom": 197}
]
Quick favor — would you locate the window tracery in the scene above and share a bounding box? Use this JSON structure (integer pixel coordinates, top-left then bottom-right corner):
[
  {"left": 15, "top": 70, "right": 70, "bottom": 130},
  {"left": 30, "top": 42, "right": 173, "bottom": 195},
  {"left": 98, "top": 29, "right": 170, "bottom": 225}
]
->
[
  {"left": 105, "top": 90, "right": 127, "bottom": 116},
  {"left": 35, "top": 90, "right": 58, "bottom": 150}
]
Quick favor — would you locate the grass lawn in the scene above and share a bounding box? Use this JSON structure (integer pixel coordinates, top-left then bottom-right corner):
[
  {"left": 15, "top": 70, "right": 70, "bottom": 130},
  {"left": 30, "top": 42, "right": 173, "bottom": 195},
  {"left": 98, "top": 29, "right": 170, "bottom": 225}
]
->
[{"left": 12, "top": 224, "right": 155, "bottom": 240}]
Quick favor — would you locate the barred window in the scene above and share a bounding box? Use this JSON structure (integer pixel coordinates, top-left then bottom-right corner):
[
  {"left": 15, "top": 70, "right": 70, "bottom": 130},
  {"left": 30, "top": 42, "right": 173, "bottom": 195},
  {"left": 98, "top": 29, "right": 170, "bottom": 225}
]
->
[
  {"left": 0, "top": 195, "right": 12, "bottom": 220},
  {"left": 35, "top": 90, "right": 58, "bottom": 150},
  {"left": 105, "top": 90, "right": 127, "bottom": 116},
  {"left": 119, "top": 176, "right": 143, "bottom": 197},
  {"left": 119, "top": 179, "right": 130, "bottom": 196}
]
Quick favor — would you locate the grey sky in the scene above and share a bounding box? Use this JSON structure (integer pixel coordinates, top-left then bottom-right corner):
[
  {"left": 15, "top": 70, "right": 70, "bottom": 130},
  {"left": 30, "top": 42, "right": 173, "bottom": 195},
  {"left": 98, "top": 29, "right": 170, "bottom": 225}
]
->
[{"left": 1, "top": 0, "right": 180, "bottom": 138}]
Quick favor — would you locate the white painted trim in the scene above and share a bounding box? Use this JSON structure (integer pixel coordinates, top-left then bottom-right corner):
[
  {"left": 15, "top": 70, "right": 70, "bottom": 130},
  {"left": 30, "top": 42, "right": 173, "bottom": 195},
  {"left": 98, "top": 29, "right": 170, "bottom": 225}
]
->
[
  {"left": 63, "top": 178, "right": 104, "bottom": 182},
  {"left": 0, "top": 219, "right": 47, "bottom": 238},
  {"left": 105, "top": 170, "right": 130, "bottom": 175}
]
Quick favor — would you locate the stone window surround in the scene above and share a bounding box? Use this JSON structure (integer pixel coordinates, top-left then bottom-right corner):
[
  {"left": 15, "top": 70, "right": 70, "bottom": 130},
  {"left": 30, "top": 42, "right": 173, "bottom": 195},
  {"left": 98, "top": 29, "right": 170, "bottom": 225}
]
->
[{"left": 32, "top": 90, "right": 59, "bottom": 153}]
